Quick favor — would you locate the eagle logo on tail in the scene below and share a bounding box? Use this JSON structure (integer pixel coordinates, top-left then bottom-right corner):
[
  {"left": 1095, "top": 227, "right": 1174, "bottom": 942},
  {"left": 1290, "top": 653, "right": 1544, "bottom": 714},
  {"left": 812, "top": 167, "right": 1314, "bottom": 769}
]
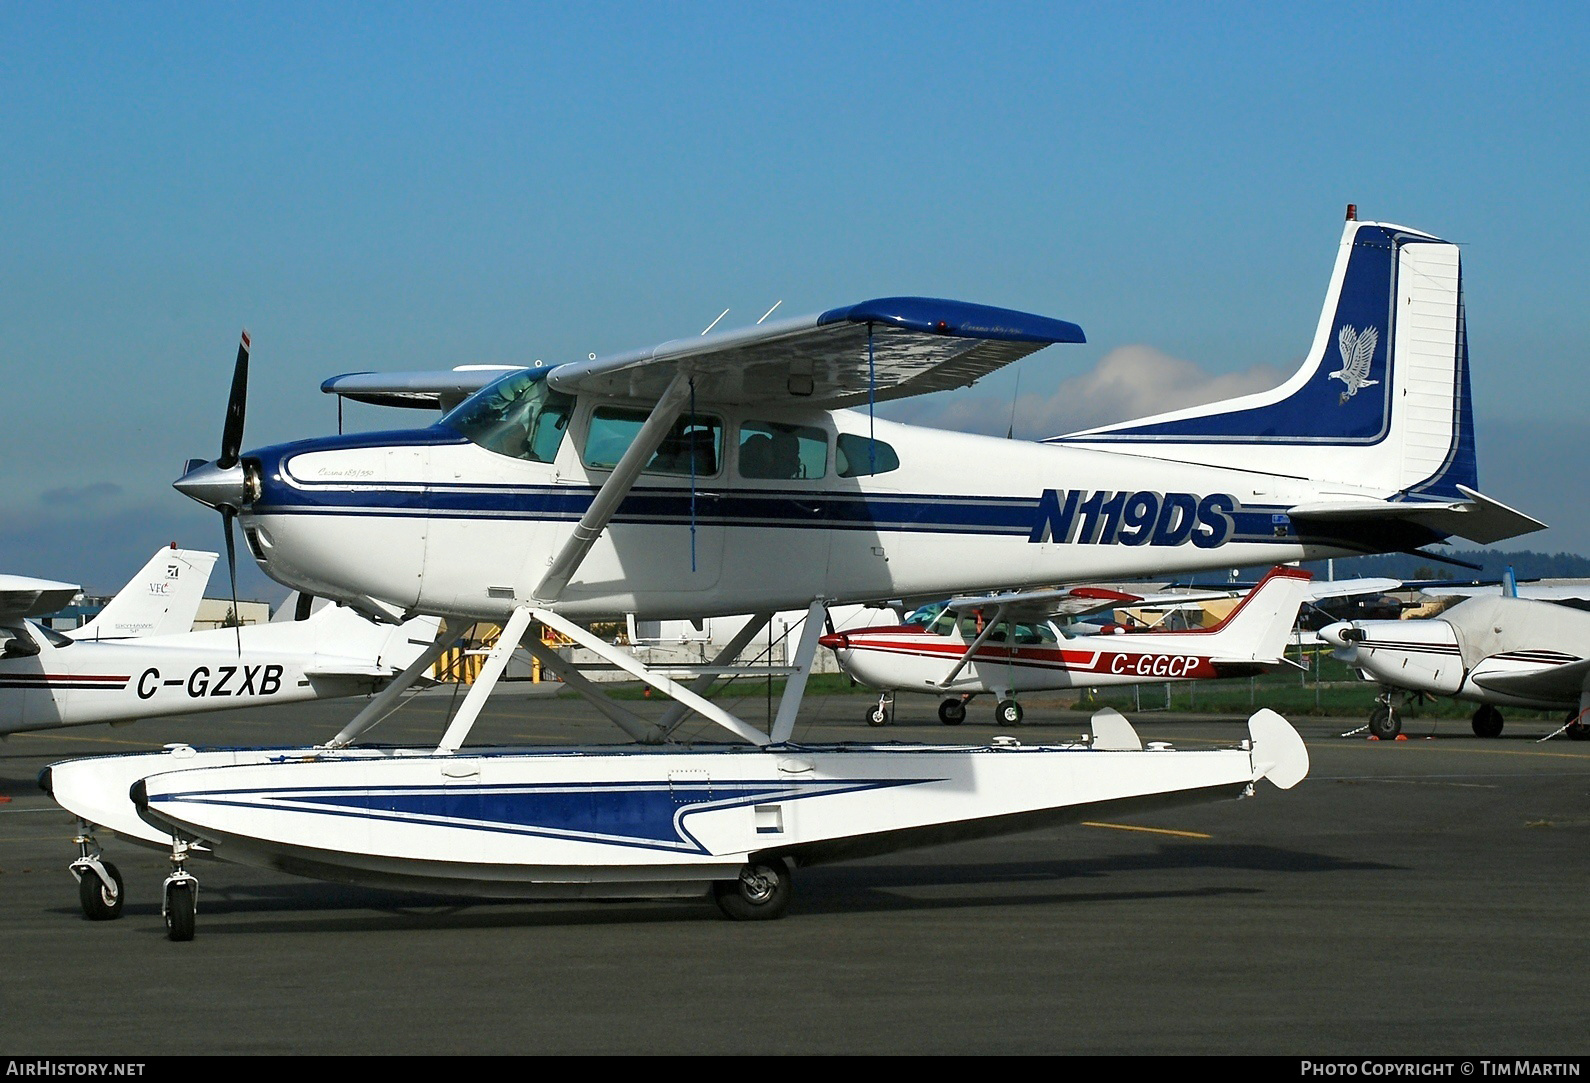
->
[{"left": 1330, "top": 324, "right": 1379, "bottom": 404}]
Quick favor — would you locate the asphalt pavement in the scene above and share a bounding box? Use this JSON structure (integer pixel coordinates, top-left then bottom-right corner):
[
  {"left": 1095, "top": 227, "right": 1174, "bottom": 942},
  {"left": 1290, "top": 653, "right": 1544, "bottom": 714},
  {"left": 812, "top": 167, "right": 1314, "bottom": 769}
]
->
[{"left": 2, "top": 690, "right": 1586, "bottom": 1055}]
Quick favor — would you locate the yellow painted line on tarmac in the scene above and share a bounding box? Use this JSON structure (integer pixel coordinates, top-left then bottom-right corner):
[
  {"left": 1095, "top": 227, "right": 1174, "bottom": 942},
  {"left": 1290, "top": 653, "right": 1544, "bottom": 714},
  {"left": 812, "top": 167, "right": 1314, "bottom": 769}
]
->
[
  {"left": 1355, "top": 741, "right": 1590, "bottom": 762},
  {"left": 1080, "top": 821, "right": 1211, "bottom": 839}
]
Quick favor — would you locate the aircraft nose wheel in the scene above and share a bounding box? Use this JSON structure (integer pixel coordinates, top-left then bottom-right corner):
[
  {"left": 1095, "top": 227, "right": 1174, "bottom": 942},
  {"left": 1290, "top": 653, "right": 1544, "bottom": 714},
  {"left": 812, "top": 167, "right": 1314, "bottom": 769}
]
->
[
  {"left": 713, "top": 861, "right": 792, "bottom": 921},
  {"left": 938, "top": 698, "right": 967, "bottom": 725},
  {"left": 995, "top": 698, "right": 1023, "bottom": 726},
  {"left": 1565, "top": 712, "right": 1590, "bottom": 741},
  {"left": 1368, "top": 701, "right": 1401, "bottom": 740},
  {"left": 865, "top": 694, "right": 892, "bottom": 727}
]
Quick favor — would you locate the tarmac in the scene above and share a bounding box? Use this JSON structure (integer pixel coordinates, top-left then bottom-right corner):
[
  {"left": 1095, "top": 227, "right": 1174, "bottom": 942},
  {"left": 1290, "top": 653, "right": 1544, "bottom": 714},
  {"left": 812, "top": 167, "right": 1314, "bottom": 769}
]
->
[{"left": 2, "top": 688, "right": 1587, "bottom": 1055}]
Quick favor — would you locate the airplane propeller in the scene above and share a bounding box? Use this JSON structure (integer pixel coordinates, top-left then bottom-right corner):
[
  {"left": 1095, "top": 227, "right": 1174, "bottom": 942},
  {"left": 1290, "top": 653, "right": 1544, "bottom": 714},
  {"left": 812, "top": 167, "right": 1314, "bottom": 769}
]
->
[{"left": 173, "top": 331, "right": 254, "bottom": 652}]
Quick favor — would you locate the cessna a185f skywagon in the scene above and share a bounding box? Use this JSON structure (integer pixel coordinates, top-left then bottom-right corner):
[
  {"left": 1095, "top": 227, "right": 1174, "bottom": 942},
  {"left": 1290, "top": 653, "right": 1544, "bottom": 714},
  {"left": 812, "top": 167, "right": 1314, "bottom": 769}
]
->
[{"left": 45, "top": 212, "right": 1543, "bottom": 938}]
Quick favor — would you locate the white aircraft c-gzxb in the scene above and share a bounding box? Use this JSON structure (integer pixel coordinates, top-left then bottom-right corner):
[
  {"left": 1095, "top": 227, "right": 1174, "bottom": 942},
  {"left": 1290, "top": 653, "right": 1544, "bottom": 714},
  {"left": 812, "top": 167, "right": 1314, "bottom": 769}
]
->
[
  {"left": 45, "top": 212, "right": 1544, "bottom": 938},
  {"left": 1, "top": 546, "right": 442, "bottom": 736}
]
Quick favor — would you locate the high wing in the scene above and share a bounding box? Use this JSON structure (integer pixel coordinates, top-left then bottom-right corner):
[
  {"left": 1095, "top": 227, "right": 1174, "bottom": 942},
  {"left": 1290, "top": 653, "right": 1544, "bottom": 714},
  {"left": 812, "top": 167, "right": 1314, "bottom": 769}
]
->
[
  {"left": 941, "top": 584, "right": 1240, "bottom": 625},
  {"left": 545, "top": 297, "right": 1083, "bottom": 408},
  {"left": 322, "top": 366, "right": 524, "bottom": 411},
  {"left": 1305, "top": 577, "right": 1403, "bottom": 600},
  {"left": 0, "top": 575, "right": 79, "bottom": 626},
  {"left": 322, "top": 298, "right": 1084, "bottom": 413},
  {"left": 1469, "top": 657, "right": 1590, "bottom": 703}
]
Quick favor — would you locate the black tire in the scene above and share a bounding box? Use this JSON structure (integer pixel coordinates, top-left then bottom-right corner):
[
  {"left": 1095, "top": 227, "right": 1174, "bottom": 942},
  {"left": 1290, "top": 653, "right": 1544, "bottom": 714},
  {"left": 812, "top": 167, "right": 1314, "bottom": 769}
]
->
[
  {"left": 865, "top": 703, "right": 890, "bottom": 727},
  {"left": 1566, "top": 715, "right": 1590, "bottom": 741},
  {"left": 996, "top": 699, "right": 1023, "bottom": 726},
  {"left": 938, "top": 698, "right": 967, "bottom": 725},
  {"left": 1368, "top": 704, "right": 1401, "bottom": 740},
  {"left": 78, "top": 862, "right": 123, "bottom": 922},
  {"left": 712, "top": 862, "right": 792, "bottom": 921},
  {"left": 1471, "top": 704, "right": 1504, "bottom": 739},
  {"left": 164, "top": 881, "right": 196, "bottom": 942}
]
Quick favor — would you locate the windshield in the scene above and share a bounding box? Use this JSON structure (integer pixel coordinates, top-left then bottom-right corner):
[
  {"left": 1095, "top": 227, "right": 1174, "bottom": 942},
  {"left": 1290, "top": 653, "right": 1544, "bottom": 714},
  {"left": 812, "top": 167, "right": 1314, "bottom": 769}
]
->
[{"left": 441, "top": 369, "right": 573, "bottom": 463}]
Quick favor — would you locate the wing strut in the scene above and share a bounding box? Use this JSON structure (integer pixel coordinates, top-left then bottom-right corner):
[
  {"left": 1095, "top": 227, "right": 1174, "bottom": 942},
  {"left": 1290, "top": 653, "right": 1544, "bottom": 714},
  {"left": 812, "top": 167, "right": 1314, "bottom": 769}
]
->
[
  {"left": 533, "top": 369, "right": 693, "bottom": 605},
  {"left": 936, "top": 603, "right": 1011, "bottom": 688},
  {"left": 324, "top": 620, "right": 465, "bottom": 749}
]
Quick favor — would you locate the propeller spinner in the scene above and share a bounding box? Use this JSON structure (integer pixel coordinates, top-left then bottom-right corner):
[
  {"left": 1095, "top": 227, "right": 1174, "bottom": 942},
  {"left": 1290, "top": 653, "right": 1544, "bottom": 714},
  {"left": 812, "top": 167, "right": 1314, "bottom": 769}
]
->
[{"left": 173, "top": 331, "right": 258, "bottom": 646}]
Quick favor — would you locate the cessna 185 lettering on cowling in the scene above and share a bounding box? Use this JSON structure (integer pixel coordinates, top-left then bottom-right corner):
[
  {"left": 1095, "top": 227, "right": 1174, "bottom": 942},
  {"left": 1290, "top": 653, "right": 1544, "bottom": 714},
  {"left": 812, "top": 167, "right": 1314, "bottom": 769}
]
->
[{"left": 44, "top": 212, "right": 1543, "bottom": 938}]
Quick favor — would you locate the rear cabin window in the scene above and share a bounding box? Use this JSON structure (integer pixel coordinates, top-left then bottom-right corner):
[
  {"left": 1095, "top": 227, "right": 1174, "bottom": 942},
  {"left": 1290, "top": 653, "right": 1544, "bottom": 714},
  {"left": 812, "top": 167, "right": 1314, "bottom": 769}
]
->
[
  {"left": 738, "top": 421, "right": 827, "bottom": 480},
  {"left": 584, "top": 407, "right": 722, "bottom": 477},
  {"left": 443, "top": 370, "right": 574, "bottom": 464},
  {"left": 835, "top": 433, "right": 899, "bottom": 478}
]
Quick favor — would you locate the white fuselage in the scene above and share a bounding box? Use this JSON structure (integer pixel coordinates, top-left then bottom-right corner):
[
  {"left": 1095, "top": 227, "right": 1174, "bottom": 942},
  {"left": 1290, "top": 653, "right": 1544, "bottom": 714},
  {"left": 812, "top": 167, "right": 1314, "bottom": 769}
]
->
[
  {"left": 0, "top": 621, "right": 391, "bottom": 735},
  {"left": 241, "top": 408, "right": 1401, "bottom": 624}
]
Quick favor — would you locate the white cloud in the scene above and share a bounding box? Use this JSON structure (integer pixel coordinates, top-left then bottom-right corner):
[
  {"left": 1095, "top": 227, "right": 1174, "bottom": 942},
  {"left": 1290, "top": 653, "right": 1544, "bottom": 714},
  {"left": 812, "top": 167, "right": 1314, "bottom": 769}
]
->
[{"left": 883, "top": 345, "right": 1288, "bottom": 438}]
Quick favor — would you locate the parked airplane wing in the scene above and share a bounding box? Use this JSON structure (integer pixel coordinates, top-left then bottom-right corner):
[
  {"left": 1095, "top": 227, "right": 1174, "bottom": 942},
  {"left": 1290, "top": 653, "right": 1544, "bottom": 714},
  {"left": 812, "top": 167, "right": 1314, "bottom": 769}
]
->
[
  {"left": 542, "top": 297, "right": 1085, "bottom": 409},
  {"left": 1469, "top": 657, "right": 1590, "bottom": 702},
  {"left": 321, "top": 366, "right": 524, "bottom": 411},
  {"left": 0, "top": 576, "right": 80, "bottom": 624}
]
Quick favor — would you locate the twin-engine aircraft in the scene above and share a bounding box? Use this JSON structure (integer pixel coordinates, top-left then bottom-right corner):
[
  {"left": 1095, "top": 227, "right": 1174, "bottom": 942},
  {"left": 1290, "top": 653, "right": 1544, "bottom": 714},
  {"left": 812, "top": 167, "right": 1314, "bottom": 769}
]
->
[
  {"left": 1320, "top": 597, "right": 1590, "bottom": 740},
  {"left": 46, "top": 213, "right": 1543, "bottom": 936},
  {"left": 2, "top": 547, "right": 441, "bottom": 736},
  {"left": 823, "top": 565, "right": 1314, "bottom": 726}
]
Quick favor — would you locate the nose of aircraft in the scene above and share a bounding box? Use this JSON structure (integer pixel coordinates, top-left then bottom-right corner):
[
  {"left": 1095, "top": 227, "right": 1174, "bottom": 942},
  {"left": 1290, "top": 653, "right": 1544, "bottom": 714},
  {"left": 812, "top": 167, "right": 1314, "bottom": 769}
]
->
[
  {"left": 173, "top": 459, "right": 249, "bottom": 511},
  {"left": 1317, "top": 621, "right": 1362, "bottom": 651}
]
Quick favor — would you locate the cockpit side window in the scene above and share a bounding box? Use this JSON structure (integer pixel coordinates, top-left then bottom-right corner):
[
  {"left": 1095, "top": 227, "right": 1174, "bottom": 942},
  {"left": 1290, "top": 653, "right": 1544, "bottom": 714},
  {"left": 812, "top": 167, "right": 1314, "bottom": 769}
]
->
[
  {"left": 835, "top": 433, "right": 900, "bottom": 478},
  {"left": 738, "top": 421, "right": 827, "bottom": 480},
  {"left": 442, "top": 370, "right": 574, "bottom": 463},
  {"left": 584, "top": 407, "right": 722, "bottom": 477}
]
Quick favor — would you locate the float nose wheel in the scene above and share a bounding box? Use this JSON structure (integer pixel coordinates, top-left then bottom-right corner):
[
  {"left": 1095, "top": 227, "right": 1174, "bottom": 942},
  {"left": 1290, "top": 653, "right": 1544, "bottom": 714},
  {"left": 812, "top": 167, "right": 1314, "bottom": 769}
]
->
[
  {"left": 69, "top": 828, "right": 124, "bottom": 922},
  {"left": 162, "top": 838, "right": 199, "bottom": 942}
]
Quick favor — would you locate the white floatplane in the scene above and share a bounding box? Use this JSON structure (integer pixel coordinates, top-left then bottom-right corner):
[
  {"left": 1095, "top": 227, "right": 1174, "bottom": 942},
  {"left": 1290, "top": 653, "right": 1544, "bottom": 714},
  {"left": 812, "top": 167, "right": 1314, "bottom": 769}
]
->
[{"left": 45, "top": 212, "right": 1537, "bottom": 937}]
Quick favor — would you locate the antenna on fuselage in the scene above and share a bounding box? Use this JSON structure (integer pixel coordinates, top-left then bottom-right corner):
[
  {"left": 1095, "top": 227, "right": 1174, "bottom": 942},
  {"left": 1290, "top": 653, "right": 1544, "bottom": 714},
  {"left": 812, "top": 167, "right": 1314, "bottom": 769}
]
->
[
  {"left": 701, "top": 308, "right": 730, "bottom": 335},
  {"left": 1006, "top": 368, "right": 1022, "bottom": 439},
  {"left": 757, "top": 301, "right": 783, "bottom": 325}
]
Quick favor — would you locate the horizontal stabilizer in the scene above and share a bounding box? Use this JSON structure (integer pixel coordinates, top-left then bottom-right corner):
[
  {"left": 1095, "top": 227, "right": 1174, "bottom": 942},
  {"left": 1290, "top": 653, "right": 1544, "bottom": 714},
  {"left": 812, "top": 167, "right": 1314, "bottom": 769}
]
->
[
  {"left": 1287, "top": 485, "right": 1546, "bottom": 546},
  {"left": 1247, "top": 709, "right": 1309, "bottom": 789}
]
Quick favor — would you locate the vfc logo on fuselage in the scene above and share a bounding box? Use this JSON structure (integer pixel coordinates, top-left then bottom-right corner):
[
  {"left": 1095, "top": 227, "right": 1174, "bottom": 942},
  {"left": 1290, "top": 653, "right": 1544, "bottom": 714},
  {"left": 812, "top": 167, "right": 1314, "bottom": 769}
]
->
[{"left": 1028, "top": 489, "right": 1237, "bottom": 547}]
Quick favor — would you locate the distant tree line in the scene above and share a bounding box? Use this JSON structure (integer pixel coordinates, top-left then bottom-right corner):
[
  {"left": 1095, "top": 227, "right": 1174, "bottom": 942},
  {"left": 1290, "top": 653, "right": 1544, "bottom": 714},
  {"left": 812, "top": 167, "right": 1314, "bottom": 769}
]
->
[{"left": 1190, "top": 549, "right": 1590, "bottom": 588}]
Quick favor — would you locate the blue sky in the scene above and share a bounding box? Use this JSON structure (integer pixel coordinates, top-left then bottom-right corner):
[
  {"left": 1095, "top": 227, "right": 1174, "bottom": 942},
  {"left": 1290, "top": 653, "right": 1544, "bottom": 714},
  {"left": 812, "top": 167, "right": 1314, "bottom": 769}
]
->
[{"left": 2, "top": 3, "right": 1586, "bottom": 598}]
